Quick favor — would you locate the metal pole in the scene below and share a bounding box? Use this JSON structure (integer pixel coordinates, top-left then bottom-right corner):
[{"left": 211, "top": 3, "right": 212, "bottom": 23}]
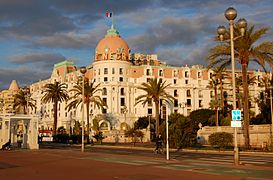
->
[
  {"left": 81, "top": 76, "right": 85, "bottom": 152},
  {"left": 230, "top": 20, "right": 240, "bottom": 165},
  {"left": 270, "top": 83, "right": 273, "bottom": 148},
  {"left": 166, "top": 105, "right": 169, "bottom": 160}
]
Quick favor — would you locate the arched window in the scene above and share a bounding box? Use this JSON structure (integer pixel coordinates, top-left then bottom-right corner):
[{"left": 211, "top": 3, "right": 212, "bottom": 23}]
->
[{"left": 100, "top": 122, "right": 108, "bottom": 130}]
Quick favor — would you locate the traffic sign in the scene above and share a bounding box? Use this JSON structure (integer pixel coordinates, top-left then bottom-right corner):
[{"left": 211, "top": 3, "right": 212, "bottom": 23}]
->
[
  {"left": 232, "top": 110, "right": 241, "bottom": 121},
  {"left": 231, "top": 121, "right": 242, "bottom": 127}
]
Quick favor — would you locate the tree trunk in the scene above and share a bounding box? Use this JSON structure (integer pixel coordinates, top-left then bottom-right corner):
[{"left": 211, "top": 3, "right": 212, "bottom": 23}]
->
[
  {"left": 53, "top": 101, "right": 58, "bottom": 136},
  {"left": 220, "top": 80, "right": 224, "bottom": 111},
  {"left": 242, "top": 63, "right": 250, "bottom": 148},
  {"left": 86, "top": 102, "right": 90, "bottom": 144},
  {"left": 155, "top": 101, "right": 160, "bottom": 136},
  {"left": 237, "top": 87, "right": 241, "bottom": 110},
  {"left": 214, "top": 86, "right": 219, "bottom": 127}
]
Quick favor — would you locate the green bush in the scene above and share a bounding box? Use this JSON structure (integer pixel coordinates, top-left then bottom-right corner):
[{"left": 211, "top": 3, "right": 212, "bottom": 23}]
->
[
  {"left": 208, "top": 132, "right": 233, "bottom": 148},
  {"left": 53, "top": 134, "right": 69, "bottom": 143},
  {"left": 93, "top": 132, "right": 104, "bottom": 144}
]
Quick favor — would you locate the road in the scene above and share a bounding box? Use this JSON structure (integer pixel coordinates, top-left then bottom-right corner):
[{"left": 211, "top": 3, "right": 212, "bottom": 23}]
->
[
  {"left": 41, "top": 143, "right": 273, "bottom": 167},
  {"left": 0, "top": 144, "right": 272, "bottom": 180}
]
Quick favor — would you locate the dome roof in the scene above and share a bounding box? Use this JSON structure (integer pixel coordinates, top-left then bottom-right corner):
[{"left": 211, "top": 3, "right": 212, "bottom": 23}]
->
[{"left": 95, "top": 26, "right": 130, "bottom": 61}]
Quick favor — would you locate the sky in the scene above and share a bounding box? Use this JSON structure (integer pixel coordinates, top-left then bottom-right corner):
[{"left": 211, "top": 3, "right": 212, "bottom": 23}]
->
[{"left": 0, "top": 0, "right": 272, "bottom": 90}]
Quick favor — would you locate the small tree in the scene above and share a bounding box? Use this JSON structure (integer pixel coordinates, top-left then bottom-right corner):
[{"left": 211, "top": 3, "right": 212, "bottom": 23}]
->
[
  {"left": 134, "top": 117, "right": 149, "bottom": 129},
  {"left": 125, "top": 128, "right": 144, "bottom": 146},
  {"left": 209, "top": 132, "right": 233, "bottom": 149},
  {"left": 93, "top": 132, "right": 104, "bottom": 145}
]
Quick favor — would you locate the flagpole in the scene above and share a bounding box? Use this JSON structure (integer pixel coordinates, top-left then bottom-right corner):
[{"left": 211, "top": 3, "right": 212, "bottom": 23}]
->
[{"left": 112, "top": 11, "right": 114, "bottom": 28}]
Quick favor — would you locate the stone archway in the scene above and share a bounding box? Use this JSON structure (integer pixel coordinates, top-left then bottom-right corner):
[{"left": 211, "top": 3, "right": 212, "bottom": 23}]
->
[
  {"left": 120, "top": 122, "right": 130, "bottom": 131},
  {"left": 99, "top": 120, "right": 110, "bottom": 131}
]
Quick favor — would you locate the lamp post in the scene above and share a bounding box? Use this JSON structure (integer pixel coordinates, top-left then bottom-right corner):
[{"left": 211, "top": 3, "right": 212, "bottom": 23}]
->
[
  {"left": 166, "top": 104, "right": 169, "bottom": 160},
  {"left": 217, "top": 7, "right": 247, "bottom": 165},
  {"left": 80, "top": 66, "right": 87, "bottom": 152}
]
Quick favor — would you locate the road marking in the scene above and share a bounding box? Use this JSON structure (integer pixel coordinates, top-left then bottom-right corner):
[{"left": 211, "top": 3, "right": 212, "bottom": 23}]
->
[{"left": 200, "top": 157, "right": 267, "bottom": 165}]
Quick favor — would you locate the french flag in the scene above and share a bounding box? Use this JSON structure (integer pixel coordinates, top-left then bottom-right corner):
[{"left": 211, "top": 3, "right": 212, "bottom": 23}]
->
[{"left": 106, "top": 11, "right": 112, "bottom": 17}]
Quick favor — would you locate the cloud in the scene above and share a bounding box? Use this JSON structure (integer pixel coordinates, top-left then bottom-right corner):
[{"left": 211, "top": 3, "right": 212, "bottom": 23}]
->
[
  {"left": 0, "top": 66, "right": 50, "bottom": 90},
  {"left": 128, "top": 15, "right": 214, "bottom": 53},
  {"left": 30, "top": 25, "right": 107, "bottom": 49},
  {"left": 9, "top": 52, "right": 66, "bottom": 68}
]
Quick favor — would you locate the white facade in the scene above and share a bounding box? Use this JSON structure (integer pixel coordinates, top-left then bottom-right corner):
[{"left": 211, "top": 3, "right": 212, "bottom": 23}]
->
[{"left": 2, "top": 26, "right": 265, "bottom": 139}]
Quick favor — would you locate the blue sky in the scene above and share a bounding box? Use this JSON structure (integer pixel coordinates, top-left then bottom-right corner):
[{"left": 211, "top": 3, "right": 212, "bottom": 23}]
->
[{"left": 0, "top": 0, "right": 272, "bottom": 90}]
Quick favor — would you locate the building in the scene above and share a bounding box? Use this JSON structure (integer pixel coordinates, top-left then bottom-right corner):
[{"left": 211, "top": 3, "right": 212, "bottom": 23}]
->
[{"left": 0, "top": 25, "right": 267, "bottom": 142}]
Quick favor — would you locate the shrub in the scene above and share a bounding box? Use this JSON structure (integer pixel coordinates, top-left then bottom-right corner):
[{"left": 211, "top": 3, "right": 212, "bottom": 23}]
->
[
  {"left": 93, "top": 132, "right": 104, "bottom": 144},
  {"left": 53, "top": 134, "right": 69, "bottom": 143},
  {"left": 208, "top": 132, "right": 233, "bottom": 148}
]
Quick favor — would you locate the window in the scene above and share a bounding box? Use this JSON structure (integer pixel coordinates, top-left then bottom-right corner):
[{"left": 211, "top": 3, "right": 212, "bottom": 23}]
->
[
  {"left": 198, "top": 90, "right": 203, "bottom": 98},
  {"left": 119, "top": 68, "right": 123, "bottom": 75},
  {"left": 174, "top": 99, "right": 178, "bottom": 107},
  {"left": 159, "top": 70, "right": 163, "bottom": 76},
  {"left": 120, "top": 98, "right": 125, "bottom": 106},
  {"left": 102, "top": 88, "right": 107, "bottom": 95},
  {"left": 104, "top": 77, "right": 108, "bottom": 82},
  {"left": 98, "top": 69, "right": 100, "bottom": 75},
  {"left": 186, "top": 90, "right": 191, "bottom": 97},
  {"left": 112, "top": 68, "right": 115, "bottom": 74},
  {"left": 185, "top": 80, "right": 188, "bottom": 84},
  {"left": 119, "top": 77, "right": 123, "bottom": 82},
  {"left": 185, "top": 71, "right": 189, "bottom": 78},
  {"left": 198, "top": 72, "right": 201, "bottom": 78},
  {"left": 147, "top": 78, "right": 151, "bottom": 82},
  {"left": 186, "top": 99, "right": 191, "bottom": 107},
  {"left": 210, "top": 91, "right": 214, "bottom": 98},
  {"left": 102, "top": 98, "right": 107, "bottom": 114},
  {"left": 104, "top": 68, "right": 108, "bottom": 75},
  {"left": 174, "top": 90, "right": 178, "bottom": 97},
  {"left": 174, "top": 79, "right": 177, "bottom": 84},
  {"left": 146, "top": 69, "right": 151, "bottom": 76},
  {"left": 199, "top": 100, "right": 203, "bottom": 107},
  {"left": 174, "top": 70, "right": 178, "bottom": 77},
  {"left": 148, "top": 99, "right": 152, "bottom": 106},
  {"left": 148, "top": 108, "right": 152, "bottom": 115},
  {"left": 120, "top": 88, "right": 125, "bottom": 95}
]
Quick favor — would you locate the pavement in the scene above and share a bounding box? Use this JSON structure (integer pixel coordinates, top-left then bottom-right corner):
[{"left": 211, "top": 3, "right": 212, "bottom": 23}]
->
[{"left": 1, "top": 143, "right": 273, "bottom": 180}]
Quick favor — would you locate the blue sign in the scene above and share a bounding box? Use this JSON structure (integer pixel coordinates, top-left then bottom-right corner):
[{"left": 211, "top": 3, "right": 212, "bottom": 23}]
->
[{"left": 232, "top": 110, "right": 241, "bottom": 121}]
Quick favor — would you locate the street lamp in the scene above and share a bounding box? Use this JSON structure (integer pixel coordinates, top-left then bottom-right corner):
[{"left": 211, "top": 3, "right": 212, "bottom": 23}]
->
[
  {"left": 80, "top": 66, "right": 87, "bottom": 152},
  {"left": 217, "top": 7, "right": 247, "bottom": 166}
]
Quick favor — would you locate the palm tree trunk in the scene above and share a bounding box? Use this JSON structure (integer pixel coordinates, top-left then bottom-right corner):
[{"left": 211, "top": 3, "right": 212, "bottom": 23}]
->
[
  {"left": 155, "top": 101, "right": 160, "bottom": 136},
  {"left": 86, "top": 102, "right": 90, "bottom": 144},
  {"left": 53, "top": 101, "right": 58, "bottom": 136},
  {"left": 237, "top": 87, "right": 241, "bottom": 109},
  {"left": 214, "top": 86, "right": 218, "bottom": 127},
  {"left": 242, "top": 63, "right": 250, "bottom": 148},
  {"left": 220, "top": 80, "right": 224, "bottom": 111}
]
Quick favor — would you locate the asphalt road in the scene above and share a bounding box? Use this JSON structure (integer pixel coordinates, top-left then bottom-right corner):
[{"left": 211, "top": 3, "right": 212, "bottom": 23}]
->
[{"left": 40, "top": 143, "right": 273, "bottom": 167}]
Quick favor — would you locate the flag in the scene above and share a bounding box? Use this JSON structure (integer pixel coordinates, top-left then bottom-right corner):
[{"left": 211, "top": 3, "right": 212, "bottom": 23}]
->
[{"left": 106, "top": 11, "right": 112, "bottom": 17}]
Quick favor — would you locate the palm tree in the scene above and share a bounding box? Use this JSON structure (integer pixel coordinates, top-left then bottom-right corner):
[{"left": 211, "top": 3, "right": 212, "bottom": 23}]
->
[
  {"left": 135, "top": 78, "right": 175, "bottom": 136},
  {"left": 66, "top": 80, "right": 106, "bottom": 143},
  {"left": 41, "top": 81, "right": 69, "bottom": 136},
  {"left": 207, "top": 72, "right": 220, "bottom": 127},
  {"left": 13, "top": 89, "right": 36, "bottom": 114},
  {"left": 208, "top": 25, "right": 273, "bottom": 148},
  {"left": 214, "top": 67, "right": 228, "bottom": 110}
]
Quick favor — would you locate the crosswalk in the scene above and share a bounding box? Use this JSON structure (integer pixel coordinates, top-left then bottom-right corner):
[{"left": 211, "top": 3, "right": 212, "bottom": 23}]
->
[{"left": 176, "top": 154, "right": 273, "bottom": 166}]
